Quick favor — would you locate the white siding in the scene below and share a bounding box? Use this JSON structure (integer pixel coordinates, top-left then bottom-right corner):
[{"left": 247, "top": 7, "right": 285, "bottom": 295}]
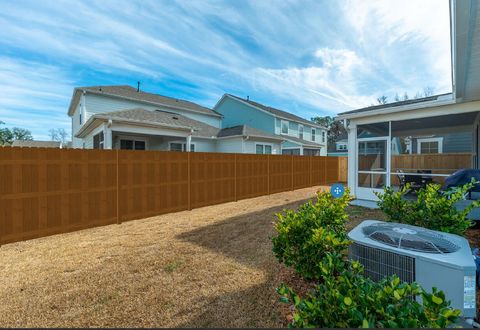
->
[
  {"left": 71, "top": 100, "right": 84, "bottom": 148},
  {"left": 216, "top": 137, "right": 244, "bottom": 153},
  {"left": 84, "top": 93, "right": 221, "bottom": 128},
  {"left": 244, "top": 139, "right": 281, "bottom": 154},
  {"left": 83, "top": 124, "right": 106, "bottom": 149}
]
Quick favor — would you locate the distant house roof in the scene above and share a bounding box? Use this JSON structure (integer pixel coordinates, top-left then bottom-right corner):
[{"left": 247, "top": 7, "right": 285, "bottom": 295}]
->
[
  {"left": 337, "top": 93, "right": 453, "bottom": 119},
  {"left": 68, "top": 85, "right": 222, "bottom": 118},
  {"left": 11, "top": 140, "right": 62, "bottom": 148},
  {"left": 283, "top": 135, "right": 323, "bottom": 148},
  {"left": 217, "top": 125, "right": 284, "bottom": 140},
  {"left": 76, "top": 108, "right": 220, "bottom": 138},
  {"left": 222, "top": 94, "right": 326, "bottom": 129}
]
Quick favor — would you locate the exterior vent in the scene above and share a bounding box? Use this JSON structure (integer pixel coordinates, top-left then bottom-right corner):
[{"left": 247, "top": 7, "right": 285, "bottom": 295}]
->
[
  {"left": 349, "top": 242, "right": 415, "bottom": 284},
  {"left": 362, "top": 222, "right": 459, "bottom": 254}
]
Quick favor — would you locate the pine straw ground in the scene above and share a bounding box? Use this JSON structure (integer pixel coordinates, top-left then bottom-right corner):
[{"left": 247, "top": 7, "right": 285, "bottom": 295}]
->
[{"left": 1, "top": 187, "right": 478, "bottom": 328}]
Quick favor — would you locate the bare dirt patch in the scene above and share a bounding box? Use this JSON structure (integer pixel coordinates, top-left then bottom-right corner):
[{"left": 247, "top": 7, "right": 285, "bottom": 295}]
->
[{"left": 0, "top": 186, "right": 328, "bottom": 328}]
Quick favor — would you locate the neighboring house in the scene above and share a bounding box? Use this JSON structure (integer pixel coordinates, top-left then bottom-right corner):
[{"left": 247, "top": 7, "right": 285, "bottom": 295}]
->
[
  {"left": 11, "top": 140, "right": 63, "bottom": 148},
  {"left": 327, "top": 134, "right": 348, "bottom": 156},
  {"left": 69, "top": 85, "right": 284, "bottom": 154},
  {"left": 214, "top": 94, "right": 328, "bottom": 156},
  {"left": 336, "top": 0, "right": 480, "bottom": 201}
]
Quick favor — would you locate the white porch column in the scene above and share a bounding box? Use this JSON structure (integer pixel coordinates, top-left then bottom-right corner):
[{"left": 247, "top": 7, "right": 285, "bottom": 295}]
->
[
  {"left": 300, "top": 146, "right": 304, "bottom": 156},
  {"left": 347, "top": 123, "right": 357, "bottom": 196},
  {"left": 104, "top": 120, "right": 113, "bottom": 149},
  {"left": 186, "top": 133, "right": 192, "bottom": 152}
]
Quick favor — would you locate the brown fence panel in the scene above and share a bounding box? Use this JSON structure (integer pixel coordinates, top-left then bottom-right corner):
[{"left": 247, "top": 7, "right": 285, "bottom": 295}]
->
[
  {"left": 293, "top": 155, "right": 311, "bottom": 189},
  {"left": 325, "top": 156, "right": 339, "bottom": 184},
  {"left": 118, "top": 150, "right": 189, "bottom": 222},
  {"left": 311, "top": 156, "right": 326, "bottom": 185},
  {"left": 269, "top": 155, "right": 293, "bottom": 194},
  {"left": 0, "top": 147, "right": 117, "bottom": 245},
  {"left": 236, "top": 154, "right": 269, "bottom": 200},
  {"left": 338, "top": 156, "right": 348, "bottom": 183},
  {"left": 190, "top": 152, "right": 236, "bottom": 209}
]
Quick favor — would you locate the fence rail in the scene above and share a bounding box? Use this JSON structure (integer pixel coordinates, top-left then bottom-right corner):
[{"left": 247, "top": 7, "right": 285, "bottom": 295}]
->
[{"left": 0, "top": 147, "right": 342, "bottom": 245}]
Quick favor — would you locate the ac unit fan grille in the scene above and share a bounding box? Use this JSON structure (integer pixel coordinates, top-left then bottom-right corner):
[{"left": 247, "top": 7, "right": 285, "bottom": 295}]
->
[
  {"left": 362, "top": 223, "right": 459, "bottom": 254},
  {"left": 349, "top": 242, "right": 415, "bottom": 284}
]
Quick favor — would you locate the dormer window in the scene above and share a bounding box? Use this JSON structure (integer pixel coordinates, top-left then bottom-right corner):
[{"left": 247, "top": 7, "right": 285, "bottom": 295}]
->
[
  {"left": 281, "top": 120, "right": 289, "bottom": 134},
  {"left": 299, "top": 125, "right": 304, "bottom": 140}
]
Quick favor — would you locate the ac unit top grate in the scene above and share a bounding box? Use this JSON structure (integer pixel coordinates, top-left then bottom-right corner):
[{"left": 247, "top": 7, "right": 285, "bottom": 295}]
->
[{"left": 362, "top": 223, "right": 460, "bottom": 254}]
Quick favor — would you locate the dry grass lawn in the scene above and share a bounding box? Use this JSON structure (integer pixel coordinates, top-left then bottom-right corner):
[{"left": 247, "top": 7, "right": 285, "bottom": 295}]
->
[{"left": 0, "top": 186, "right": 337, "bottom": 328}]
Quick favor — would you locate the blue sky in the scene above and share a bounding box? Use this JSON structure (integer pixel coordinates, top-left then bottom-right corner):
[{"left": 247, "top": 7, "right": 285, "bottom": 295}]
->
[{"left": 0, "top": 0, "right": 451, "bottom": 140}]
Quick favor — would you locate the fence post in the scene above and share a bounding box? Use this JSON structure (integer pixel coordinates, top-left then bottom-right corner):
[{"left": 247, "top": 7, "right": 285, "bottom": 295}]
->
[
  {"left": 291, "top": 155, "right": 294, "bottom": 191},
  {"left": 234, "top": 153, "right": 237, "bottom": 202},
  {"left": 116, "top": 149, "right": 121, "bottom": 224},
  {"left": 188, "top": 152, "right": 191, "bottom": 210},
  {"left": 267, "top": 154, "right": 270, "bottom": 195}
]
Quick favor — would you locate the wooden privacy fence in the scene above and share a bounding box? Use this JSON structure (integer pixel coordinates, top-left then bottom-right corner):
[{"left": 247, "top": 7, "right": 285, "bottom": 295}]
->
[{"left": 0, "top": 147, "right": 341, "bottom": 245}]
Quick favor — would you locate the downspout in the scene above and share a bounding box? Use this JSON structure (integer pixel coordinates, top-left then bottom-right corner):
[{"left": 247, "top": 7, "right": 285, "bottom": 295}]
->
[{"left": 242, "top": 136, "right": 249, "bottom": 153}]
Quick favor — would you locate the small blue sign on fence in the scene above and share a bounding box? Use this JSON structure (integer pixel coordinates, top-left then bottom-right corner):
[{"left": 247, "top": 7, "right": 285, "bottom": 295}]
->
[{"left": 330, "top": 183, "right": 345, "bottom": 198}]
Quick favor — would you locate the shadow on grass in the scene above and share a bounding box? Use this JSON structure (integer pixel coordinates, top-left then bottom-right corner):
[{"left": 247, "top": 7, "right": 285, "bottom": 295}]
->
[
  {"left": 175, "top": 197, "right": 314, "bottom": 327},
  {"left": 176, "top": 198, "right": 313, "bottom": 268}
]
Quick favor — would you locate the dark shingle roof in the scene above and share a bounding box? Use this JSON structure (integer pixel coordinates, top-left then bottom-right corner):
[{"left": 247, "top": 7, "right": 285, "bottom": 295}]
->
[
  {"left": 11, "top": 140, "right": 62, "bottom": 148},
  {"left": 338, "top": 93, "right": 452, "bottom": 116},
  {"left": 217, "top": 125, "right": 284, "bottom": 140},
  {"left": 226, "top": 94, "right": 325, "bottom": 128},
  {"left": 283, "top": 135, "right": 323, "bottom": 148},
  {"left": 69, "top": 85, "right": 221, "bottom": 117},
  {"left": 94, "top": 108, "right": 220, "bottom": 138}
]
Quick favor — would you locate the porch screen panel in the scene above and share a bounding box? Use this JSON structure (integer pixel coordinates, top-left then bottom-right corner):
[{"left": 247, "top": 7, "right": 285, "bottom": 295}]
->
[
  {"left": 190, "top": 152, "right": 235, "bottom": 209},
  {"left": 390, "top": 114, "right": 475, "bottom": 188},
  {"left": 236, "top": 154, "right": 269, "bottom": 200},
  {"left": 118, "top": 150, "right": 189, "bottom": 221}
]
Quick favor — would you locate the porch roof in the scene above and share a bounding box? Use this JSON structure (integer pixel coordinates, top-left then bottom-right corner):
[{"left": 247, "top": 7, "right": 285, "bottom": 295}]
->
[{"left": 76, "top": 108, "right": 220, "bottom": 138}]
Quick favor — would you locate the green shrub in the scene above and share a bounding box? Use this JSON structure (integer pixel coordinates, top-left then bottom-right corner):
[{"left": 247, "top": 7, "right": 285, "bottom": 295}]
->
[
  {"left": 376, "top": 181, "right": 479, "bottom": 235},
  {"left": 278, "top": 260, "right": 461, "bottom": 328},
  {"left": 271, "top": 189, "right": 351, "bottom": 280}
]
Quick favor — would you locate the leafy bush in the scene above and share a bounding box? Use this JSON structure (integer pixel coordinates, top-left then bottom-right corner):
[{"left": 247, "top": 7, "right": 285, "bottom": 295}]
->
[
  {"left": 273, "top": 187, "right": 461, "bottom": 328},
  {"left": 376, "top": 181, "right": 479, "bottom": 235},
  {"left": 271, "top": 189, "right": 351, "bottom": 280},
  {"left": 278, "top": 260, "right": 461, "bottom": 328}
]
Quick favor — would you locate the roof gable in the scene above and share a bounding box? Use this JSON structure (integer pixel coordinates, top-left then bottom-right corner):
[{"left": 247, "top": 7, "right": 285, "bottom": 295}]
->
[{"left": 68, "top": 85, "right": 222, "bottom": 118}]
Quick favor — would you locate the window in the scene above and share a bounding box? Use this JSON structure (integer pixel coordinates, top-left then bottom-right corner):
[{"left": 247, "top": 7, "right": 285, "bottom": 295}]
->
[
  {"left": 93, "top": 131, "right": 104, "bottom": 149},
  {"left": 79, "top": 112, "right": 82, "bottom": 125},
  {"left": 281, "top": 120, "right": 289, "bottom": 134},
  {"left": 256, "top": 144, "right": 272, "bottom": 154},
  {"left": 417, "top": 138, "right": 443, "bottom": 154},
  {"left": 169, "top": 142, "right": 194, "bottom": 152},
  {"left": 299, "top": 125, "right": 304, "bottom": 140},
  {"left": 337, "top": 143, "right": 347, "bottom": 151},
  {"left": 322, "top": 131, "right": 326, "bottom": 143},
  {"left": 311, "top": 129, "right": 316, "bottom": 141},
  {"left": 120, "top": 138, "right": 146, "bottom": 150},
  {"left": 282, "top": 148, "right": 300, "bottom": 155}
]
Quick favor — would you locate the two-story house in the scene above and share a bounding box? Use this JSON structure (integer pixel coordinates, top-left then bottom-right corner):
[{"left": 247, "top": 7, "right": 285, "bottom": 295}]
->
[
  {"left": 68, "top": 85, "right": 284, "bottom": 153},
  {"left": 214, "top": 94, "right": 328, "bottom": 155}
]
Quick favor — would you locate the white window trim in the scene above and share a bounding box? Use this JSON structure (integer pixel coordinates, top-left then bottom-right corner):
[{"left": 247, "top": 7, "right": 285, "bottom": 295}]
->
[
  {"left": 281, "top": 120, "right": 289, "bottom": 135},
  {"left": 416, "top": 137, "right": 443, "bottom": 154},
  {"left": 321, "top": 131, "right": 326, "bottom": 143},
  {"left": 169, "top": 141, "right": 196, "bottom": 152},
  {"left": 255, "top": 142, "right": 274, "bottom": 154},
  {"left": 298, "top": 124, "right": 304, "bottom": 139},
  {"left": 311, "top": 128, "right": 316, "bottom": 142},
  {"left": 117, "top": 135, "right": 149, "bottom": 150}
]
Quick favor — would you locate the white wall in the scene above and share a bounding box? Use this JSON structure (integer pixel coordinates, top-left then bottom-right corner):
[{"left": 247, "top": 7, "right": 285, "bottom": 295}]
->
[
  {"left": 83, "top": 123, "right": 106, "bottom": 149},
  {"left": 71, "top": 96, "right": 84, "bottom": 148},
  {"left": 244, "top": 139, "right": 281, "bottom": 154},
  {"left": 216, "top": 137, "right": 244, "bottom": 153}
]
